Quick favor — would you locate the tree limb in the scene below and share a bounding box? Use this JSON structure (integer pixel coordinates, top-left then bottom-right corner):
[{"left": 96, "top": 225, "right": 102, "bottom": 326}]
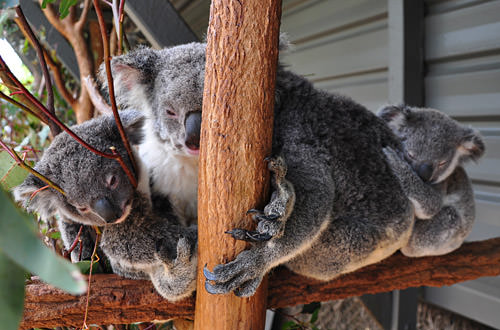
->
[{"left": 20, "top": 238, "right": 500, "bottom": 329}]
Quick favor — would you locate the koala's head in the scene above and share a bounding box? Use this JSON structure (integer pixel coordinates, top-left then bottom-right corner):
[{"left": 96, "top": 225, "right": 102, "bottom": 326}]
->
[
  {"left": 13, "top": 111, "right": 145, "bottom": 226},
  {"left": 378, "top": 105, "right": 485, "bottom": 184},
  {"left": 99, "top": 43, "right": 206, "bottom": 157}
]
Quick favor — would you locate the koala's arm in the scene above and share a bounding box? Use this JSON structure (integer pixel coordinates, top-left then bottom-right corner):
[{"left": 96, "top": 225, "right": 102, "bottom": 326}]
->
[
  {"left": 383, "top": 147, "right": 443, "bottom": 219},
  {"left": 402, "top": 167, "right": 475, "bottom": 256},
  {"left": 204, "top": 153, "right": 335, "bottom": 297},
  {"left": 229, "top": 156, "right": 295, "bottom": 241}
]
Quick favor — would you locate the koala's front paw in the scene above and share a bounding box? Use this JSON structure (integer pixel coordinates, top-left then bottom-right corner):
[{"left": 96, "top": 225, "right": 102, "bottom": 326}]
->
[
  {"left": 229, "top": 156, "right": 295, "bottom": 243},
  {"left": 203, "top": 249, "right": 264, "bottom": 297}
]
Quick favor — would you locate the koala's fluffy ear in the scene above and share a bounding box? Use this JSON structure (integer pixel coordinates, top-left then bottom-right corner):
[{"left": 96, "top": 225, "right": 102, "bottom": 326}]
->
[
  {"left": 120, "top": 110, "right": 145, "bottom": 145},
  {"left": 460, "top": 129, "right": 485, "bottom": 161},
  {"left": 13, "top": 174, "right": 60, "bottom": 220},
  {"left": 99, "top": 47, "right": 161, "bottom": 107},
  {"left": 377, "top": 104, "right": 410, "bottom": 126}
]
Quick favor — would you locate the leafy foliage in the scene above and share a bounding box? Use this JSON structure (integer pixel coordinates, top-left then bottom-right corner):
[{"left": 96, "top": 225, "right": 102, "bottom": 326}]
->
[
  {"left": 0, "top": 252, "right": 26, "bottom": 330},
  {"left": 0, "top": 189, "right": 87, "bottom": 294},
  {"left": 281, "top": 302, "right": 322, "bottom": 330}
]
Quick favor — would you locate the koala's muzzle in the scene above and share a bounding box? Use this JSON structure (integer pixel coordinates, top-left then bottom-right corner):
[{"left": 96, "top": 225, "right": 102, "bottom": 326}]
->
[
  {"left": 416, "top": 163, "right": 434, "bottom": 182},
  {"left": 185, "top": 111, "right": 201, "bottom": 152},
  {"left": 92, "top": 197, "right": 123, "bottom": 223}
]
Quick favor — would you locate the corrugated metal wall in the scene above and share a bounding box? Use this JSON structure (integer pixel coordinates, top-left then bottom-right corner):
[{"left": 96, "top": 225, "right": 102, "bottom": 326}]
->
[{"left": 423, "top": 1, "right": 500, "bottom": 328}]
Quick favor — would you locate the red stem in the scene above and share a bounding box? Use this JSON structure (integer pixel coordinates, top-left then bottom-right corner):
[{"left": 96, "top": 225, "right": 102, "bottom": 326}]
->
[
  {"left": 93, "top": 0, "right": 138, "bottom": 185},
  {"left": 63, "top": 225, "right": 83, "bottom": 258}
]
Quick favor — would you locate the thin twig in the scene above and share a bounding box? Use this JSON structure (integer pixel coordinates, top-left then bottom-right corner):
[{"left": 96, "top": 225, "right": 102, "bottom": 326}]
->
[
  {"left": 82, "top": 76, "right": 112, "bottom": 115},
  {"left": 76, "top": 0, "right": 92, "bottom": 31},
  {"left": 82, "top": 227, "right": 101, "bottom": 330},
  {"left": 0, "top": 138, "right": 65, "bottom": 195},
  {"left": 93, "top": 0, "right": 138, "bottom": 183},
  {"left": 14, "top": 6, "right": 60, "bottom": 136},
  {"left": 0, "top": 91, "right": 47, "bottom": 123},
  {"left": 63, "top": 225, "right": 83, "bottom": 258},
  {"left": 0, "top": 56, "right": 137, "bottom": 187},
  {"left": 118, "top": 0, "right": 125, "bottom": 55}
]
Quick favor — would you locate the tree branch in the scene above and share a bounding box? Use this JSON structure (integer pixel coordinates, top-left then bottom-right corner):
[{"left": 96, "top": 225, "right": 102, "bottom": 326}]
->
[
  {"left": 76, "top": 0, "right": 92, "bottom": 32},
  {"left": 20, "top": 238, "right": 500, "bottom": 329}
]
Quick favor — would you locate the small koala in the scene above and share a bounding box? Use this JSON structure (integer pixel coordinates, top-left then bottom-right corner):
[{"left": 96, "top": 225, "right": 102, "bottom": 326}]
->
[
  {"left": 377, "top": 105, "right": 485, "bottom": 257},
  {"left": 13, "top": 112, "right": 197, "bottom": 301},
  {"left": 106, "top": 43, "right": 421, "bottom": 298}
]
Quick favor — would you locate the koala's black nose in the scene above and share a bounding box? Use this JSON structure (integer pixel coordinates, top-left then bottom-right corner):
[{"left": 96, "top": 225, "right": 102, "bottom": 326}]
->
[
  {"left": 185, "top": 111, "right": 201, "bottom": 151},
  {"left": 416, "top": 163, "right": 434, "bottom": 182},
  {"left": 92, "top": 197, "right": 121, "bottom": 223}
]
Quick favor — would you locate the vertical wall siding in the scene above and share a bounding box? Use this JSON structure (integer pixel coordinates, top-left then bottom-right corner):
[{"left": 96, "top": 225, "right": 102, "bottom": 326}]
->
[
  {"left": 424, "top": 0, "right": 500, "bottom": 328},
  {"left": 280, "top": 0, "right": 389, "bottom": 111}
]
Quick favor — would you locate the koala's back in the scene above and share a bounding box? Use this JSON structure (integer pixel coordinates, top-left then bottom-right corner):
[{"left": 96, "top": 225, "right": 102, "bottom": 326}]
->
[{"left": 273, "top": 69, "right": 405, "bottom": 215}]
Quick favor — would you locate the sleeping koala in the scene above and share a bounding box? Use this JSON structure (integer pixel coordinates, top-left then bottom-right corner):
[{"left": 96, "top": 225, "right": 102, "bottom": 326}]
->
[
  {"left": 378, "top": 105, "right": 485, "bottom": 257},
  {"left": 13, "top": 112, "right": 197, "bottom": 301}
]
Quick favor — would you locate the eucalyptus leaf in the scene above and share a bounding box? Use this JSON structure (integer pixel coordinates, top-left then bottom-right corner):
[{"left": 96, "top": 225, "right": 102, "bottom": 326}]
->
[
  {"left": 0, "top": 251, "right": 26, "bottom": 330},
  {"left": 58, "top": 0, "right": 78, "bottom": 19},
  {"left": 0, "top": 189, "right": 87, "bottom": 294},
  {"left": 75, "top": 260, "right": 102, "bottom": 275},
  {"left": 0, "top": 151, "right": 28, "bottom": 189},
  {"left": 281, "top": 321, "right": 299, "bottom": 330},
  {"left": 41, "top": 0, "right": 56, "bottom": 9},
  {"left": 310, "top": 308, "right": 319, "bottom": 324}
]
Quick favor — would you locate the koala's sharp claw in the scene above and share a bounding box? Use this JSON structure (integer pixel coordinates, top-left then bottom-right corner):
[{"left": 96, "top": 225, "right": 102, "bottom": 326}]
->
[
  {"left": 264, "top": 156, "right": 273, "bottom": 162},
  {"left": 245, "top": 231, "right": 272, "bottom": 242},
  {"left": 205, "top": 280, "right": 219, "bottom": 295},
  {"left": 225, "top": 229, "right": 248, "bottom": 241},
  {"left": 203, "top": 265, "right": 217, "bottom": 281}
]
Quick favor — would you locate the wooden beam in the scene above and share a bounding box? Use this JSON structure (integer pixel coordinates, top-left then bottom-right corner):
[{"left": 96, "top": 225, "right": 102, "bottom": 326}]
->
[
  {"left": 20, "top": 238, "right": 500, "bottom": 329},
  {"left": 194, "top": 0, "right": 282, "bottom": 328}
]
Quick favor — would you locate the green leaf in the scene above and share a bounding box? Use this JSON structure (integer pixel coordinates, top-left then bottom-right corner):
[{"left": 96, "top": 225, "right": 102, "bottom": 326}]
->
[
  {"left": 0, "top": 251, "right": 26, "bottom": 330},
  {"left": 41, "top": 0, "right": 56, "bottom": 9},
  {"left": 48, "top": 231, "right": 61, "bottom": 239},
  {"left": 58, "top": 0, "right": 78, "bottom": 19},
  {"left": 301, "top": 301, "right": 321, "bottom": 314},
  {"left": 282, "top": 321, "right": 301, "bottom": 330},
  {"left": 0, "top": 151, "right": 29, "bottom": 189},
  {"left": 0, "top": 189, "right": 87, "bottom": 294},
  {"left": 310, "top": 308, "right": 319, "bottom": 324}
]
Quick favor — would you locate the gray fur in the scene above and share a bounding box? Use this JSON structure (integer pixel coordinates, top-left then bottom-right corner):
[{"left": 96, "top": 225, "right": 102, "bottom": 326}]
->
[
  {"left": 13, "top": 112, "right": 197, "bottom": 301},
  {"left": 378, "top": 105, "right": 485, "bottom": 256},
  {"left": 108, "top": 44, "right": 419, "bottom": 297}
]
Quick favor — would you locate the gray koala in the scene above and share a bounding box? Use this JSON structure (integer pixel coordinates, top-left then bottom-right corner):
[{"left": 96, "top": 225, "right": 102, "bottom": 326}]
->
[
  {"left": 99, "top": 45, "right": 205, "bottom": 225},
  {"left": 13, "top": 112, "right": 197, "bottom": 301},
  {"left": 106, "top": 43, "right": 420, "bottom": 298},
  {"left": 377, "top": 105, "right": 485, "bottom": 257}
]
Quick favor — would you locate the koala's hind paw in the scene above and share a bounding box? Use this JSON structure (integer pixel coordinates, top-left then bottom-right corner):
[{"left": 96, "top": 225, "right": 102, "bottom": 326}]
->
[{"left": 203, "top": 249, "right": 264, "bottom": 296}]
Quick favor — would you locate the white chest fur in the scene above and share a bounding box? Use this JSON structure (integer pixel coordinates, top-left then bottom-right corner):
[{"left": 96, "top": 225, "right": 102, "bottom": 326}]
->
[{"left": 139, "top": 136, "right": 199, "bottom": 224}]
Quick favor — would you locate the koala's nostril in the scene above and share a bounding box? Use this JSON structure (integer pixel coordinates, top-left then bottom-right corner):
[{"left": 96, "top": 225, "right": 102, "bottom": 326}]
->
[
  {"left": 185, "top": 111, "right": 201, "bottom": 151},
  {"left": 416, "top": 163, "right": 434, "bottom": 182},
  {"left": 92, "top": 197, "right": 122, "bottom": 223}
]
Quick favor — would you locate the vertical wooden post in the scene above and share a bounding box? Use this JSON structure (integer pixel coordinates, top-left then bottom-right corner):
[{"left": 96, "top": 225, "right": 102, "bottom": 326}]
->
[{"left": 194, "top": 0, "right": 281, "bottom": 329}]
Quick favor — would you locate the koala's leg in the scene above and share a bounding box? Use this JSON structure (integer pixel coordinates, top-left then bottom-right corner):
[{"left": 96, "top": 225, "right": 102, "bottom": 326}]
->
[
  {"left": 152, "top": 236, "right": 197, "bottom": 301},
  {"left": 383, "top": 147, "right": 442, "bottom": 219},
  {"left": 204, "top": 157, "right": 335, "bottom": 297},
  {"left": 402, "top": 167, "right": 475, "bottom": 257},
  {"left": 229, "top": 156, "right": 295, "bottom": 242},
  {"left": 57, "top": 219, "right": 95, "bottom": 262}
]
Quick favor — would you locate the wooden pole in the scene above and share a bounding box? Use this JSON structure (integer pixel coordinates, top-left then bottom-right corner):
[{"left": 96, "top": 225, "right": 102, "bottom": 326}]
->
[
  {"left": 20, "top": 238, "right": 500, "bottom": 329},
  {"left": 194, "top": 0, "right": 282, "bottom": 329}
]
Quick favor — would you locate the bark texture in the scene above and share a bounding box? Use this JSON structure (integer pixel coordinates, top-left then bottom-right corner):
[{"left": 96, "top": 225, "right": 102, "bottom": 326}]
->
[
  {"left": 21, "top": 238, "right": 500, "bottom": 329},
  {"left": 194, "top": 0, "right": 282, "bottom": 329}
]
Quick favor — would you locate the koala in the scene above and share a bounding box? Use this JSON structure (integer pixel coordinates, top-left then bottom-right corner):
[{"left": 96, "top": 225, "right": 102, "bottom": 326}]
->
[
  {"left": 99, "top": 45, "right": 206, "bottom": 225},
  {"left": 13, "top": 112, "right": 197, "bottom": 301},
  {"left": 106, "top": 43, "right": 421, "bottom": 298},
  {"left": 377, "top": 105, "right": 485, "bottom": 257}
]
